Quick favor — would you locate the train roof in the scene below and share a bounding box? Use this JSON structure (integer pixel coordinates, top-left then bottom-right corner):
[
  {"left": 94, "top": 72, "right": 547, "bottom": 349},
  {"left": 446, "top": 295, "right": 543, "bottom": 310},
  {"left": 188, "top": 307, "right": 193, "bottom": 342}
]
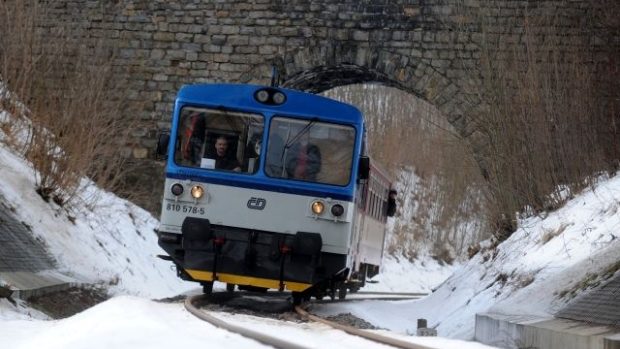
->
[{"left": 176, "top": 83, "right": 363, "bottom": 124}]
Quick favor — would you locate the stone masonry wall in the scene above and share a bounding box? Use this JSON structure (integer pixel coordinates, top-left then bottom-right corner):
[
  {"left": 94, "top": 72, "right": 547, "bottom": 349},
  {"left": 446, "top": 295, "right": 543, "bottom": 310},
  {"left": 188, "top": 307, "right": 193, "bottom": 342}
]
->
[{"left": 32, "top": 0, "right": 616, "bottom": 212}]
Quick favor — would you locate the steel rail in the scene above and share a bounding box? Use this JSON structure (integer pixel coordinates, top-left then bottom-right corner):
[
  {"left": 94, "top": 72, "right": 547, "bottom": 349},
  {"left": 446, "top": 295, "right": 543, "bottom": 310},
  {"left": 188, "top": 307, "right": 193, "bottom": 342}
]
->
[
  {"left": 185, "top": 294, "right": 311, "bottom": 349},
  {"left": 354, "top": 291, "right": 428, "bottom": 297},
  {"left": 186, "top": 291, "right": 438, "bottom": 349},
  {"left": 295, "top": 305, "right": 438, "bottom": 349},
  {"left": 314, "top": 296, "right": 423, "bottom": 304}
]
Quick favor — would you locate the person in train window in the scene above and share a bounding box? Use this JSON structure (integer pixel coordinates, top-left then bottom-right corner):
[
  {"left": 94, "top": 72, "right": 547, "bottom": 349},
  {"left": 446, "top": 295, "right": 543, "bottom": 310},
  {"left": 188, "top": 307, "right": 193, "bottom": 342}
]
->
[
  {"left": 212, "top": 135, "right": 241, "bottom": 172},
  {"left": 182, "top": 112, "right": 206, "bottom": 165},
  {"left": 286, "top": 141, "right": 321, "bottom": 181}
]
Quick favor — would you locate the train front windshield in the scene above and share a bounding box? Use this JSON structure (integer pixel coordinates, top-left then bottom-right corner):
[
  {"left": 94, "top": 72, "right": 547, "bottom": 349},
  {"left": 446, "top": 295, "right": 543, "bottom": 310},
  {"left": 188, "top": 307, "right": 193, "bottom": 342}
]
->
[
  {"left": 174, "top": 107, "right": 356, "bottom": 186},
  {"left": 265, "top": 117, "right": 355, "bottom": 186}
]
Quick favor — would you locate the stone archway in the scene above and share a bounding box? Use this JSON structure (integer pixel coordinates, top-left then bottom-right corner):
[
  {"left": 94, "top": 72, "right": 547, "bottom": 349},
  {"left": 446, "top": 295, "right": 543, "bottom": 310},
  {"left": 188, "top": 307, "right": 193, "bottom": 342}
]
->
[{"left": 27, "top": 0, "right": 615, "bottom": 211}]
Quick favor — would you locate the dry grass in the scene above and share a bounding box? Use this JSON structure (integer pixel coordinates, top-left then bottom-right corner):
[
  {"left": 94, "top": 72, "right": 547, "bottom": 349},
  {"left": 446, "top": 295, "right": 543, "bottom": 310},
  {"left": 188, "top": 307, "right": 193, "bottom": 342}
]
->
[
  {"left": 458, "top": 1, "right": 620, "bottom": 241},
  {"left": 540, "top": 223, "right": 570, "bottom": 244},
  {"left": 0, "top": 1, "right": 128, "bottom": 207}
]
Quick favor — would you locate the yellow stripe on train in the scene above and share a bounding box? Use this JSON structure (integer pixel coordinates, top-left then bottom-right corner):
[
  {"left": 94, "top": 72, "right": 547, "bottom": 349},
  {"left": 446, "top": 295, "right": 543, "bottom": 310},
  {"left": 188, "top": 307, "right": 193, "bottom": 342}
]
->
[{"left": 185, "top": 269, "right": 312, "bottom": 292}]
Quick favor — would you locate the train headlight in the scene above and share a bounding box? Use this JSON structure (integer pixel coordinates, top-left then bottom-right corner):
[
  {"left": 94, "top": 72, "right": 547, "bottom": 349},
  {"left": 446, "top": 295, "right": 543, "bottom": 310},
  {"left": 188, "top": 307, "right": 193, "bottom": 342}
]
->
[
  {"left": 171, "top": 183, "right": 184, "bottom": 196},
  {"left": 272, "top": 91, "right": 286, "bottom": 104},
  {"left": 311, "top": 200, "right": 325, "bottom": 215},
  {"left": 191, "top": 185, "right": 204, "bottom": 199},
  {"left": 331, "top": 204, "right": 344, "bottom": 217},
  {"left": 255, "top": 90, "right": 269, "bottom": 103}
]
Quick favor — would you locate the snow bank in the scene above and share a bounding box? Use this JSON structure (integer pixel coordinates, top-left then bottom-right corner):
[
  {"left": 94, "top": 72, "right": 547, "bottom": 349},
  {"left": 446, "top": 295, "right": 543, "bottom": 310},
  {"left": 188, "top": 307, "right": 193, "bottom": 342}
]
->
[
  {"left": 362, "top": 253, "right": 457, "bottom": 293},
  {"left": 330, "top": 175, "right": 620, "bottom": 339},
  {"left": 0, "top": 136, "right": 192, "bottom": 299},
  {"left": 1, "top": 296, "right": 265, "bottom": 349}
]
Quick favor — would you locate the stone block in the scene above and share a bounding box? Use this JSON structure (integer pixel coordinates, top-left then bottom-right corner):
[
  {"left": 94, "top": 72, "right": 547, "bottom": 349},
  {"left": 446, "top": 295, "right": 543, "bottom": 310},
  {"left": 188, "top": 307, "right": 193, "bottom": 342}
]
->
[
  {"left": 175, "top": 32, "right": 193, "bottom": 42},
  {"left": 186, "top": 52, "right": 198, "bottom": 61},
  {"left": 132, "top": 147, "right": 149, "bottom": 159},
  {"left": 203, "top": 44, "right": 222, "bottom": 53},
  {"left": 213, "top": 54, "right": 229, "bottom": 63},
  {"left": 221, "top": 25, "right": 240, "bottom": 35},
  {"left": 153, "top": 74, "right": 168, "bottom": 82},
  {"left": 259, "top": 45, "right": 277, "bottom": 55},
  {"left": 235, "top": 46, "right": 257, "bottom": 54},
  {"left": 193, "top": 34, "right": 210, "bottom": 44},
  {"left": 154, "top": 32, "right": 175, "bottom": 41},
  {"left": 228, "top": 35, "right": 249, "bottom": 46},
  {"left": 352, "top": 30, "right": 369, "bottom": 41},
  {"left": 211, "top": 35, "right": 227, "bottom": 45}
]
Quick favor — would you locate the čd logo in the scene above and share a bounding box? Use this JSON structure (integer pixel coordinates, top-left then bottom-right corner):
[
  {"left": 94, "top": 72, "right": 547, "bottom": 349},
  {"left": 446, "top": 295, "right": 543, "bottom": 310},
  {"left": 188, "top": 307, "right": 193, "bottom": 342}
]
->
[{"left": 247, "top": 197, "right": 267, "bottom": 210}]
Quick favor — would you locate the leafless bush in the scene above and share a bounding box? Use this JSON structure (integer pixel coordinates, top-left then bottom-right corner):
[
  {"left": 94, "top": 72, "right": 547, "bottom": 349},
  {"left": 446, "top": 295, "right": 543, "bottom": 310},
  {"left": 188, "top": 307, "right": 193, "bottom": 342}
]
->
[
  {"left": 0, "top": 1, "right": 127, "bottom": 206},
  {"left": 467, "top": 2, "right": 620, "bottom": 240}
]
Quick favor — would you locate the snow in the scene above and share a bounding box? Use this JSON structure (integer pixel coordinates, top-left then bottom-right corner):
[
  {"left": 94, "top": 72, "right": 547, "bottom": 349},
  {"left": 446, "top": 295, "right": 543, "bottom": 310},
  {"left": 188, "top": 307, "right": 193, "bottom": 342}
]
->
[
  {"left": 1, "top": 296, "right": 500, "bottom": 349},
  {"left": 216, "top": 310, "right": 498, "bottom": 349},
  {"left": 1, "top": 296, "right": 264, "bottom": 349},
  {"left": 317, "top": 175, "right": 620, "bottom": 339},
  {"left": 362, "top": 254, "right": 457, "bottom": 293},
  {"left": 0, "top": 139, "right": 192, "bottom": 298}
]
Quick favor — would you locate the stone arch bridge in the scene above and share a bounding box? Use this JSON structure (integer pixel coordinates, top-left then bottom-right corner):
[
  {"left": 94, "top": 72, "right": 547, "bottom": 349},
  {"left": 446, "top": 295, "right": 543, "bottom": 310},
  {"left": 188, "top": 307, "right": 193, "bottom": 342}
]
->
[{"left": 35, "top": 0, "right": 615, "bottom": 209}]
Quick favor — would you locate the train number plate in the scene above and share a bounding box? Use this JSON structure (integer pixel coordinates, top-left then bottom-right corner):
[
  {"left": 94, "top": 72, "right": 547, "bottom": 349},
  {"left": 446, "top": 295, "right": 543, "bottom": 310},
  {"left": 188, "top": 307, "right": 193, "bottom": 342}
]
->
[{"left": 165, "top": 203, "right": 205, "bottom": 215}]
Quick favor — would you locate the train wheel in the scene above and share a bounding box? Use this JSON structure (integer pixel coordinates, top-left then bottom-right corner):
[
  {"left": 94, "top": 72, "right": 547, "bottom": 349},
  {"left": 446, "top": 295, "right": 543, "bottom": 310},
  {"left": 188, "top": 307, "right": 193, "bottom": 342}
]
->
[
  {"left": 226, "top": 283, "right": 235, "bottom": 292},
  {"left": 238, "top": 285, "right": 268, "bottom": 293},
  {"left": 338, "top": 286, "right": 347, "bottom": 300},
  {"left": 328, "top": 288, "right": 336, "bottom": 301},
  {"left": 292, "top": 292, "right": 303, "bottom": 305},
  {"left": 202, "top": 281, "right": 214, "bottom": 295}
]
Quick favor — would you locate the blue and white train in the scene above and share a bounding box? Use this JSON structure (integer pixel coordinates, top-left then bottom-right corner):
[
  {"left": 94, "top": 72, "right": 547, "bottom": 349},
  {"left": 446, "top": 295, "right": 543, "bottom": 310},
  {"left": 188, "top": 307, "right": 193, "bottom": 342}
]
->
[{"left": 156, "top": 84, "right": 396, "bottom": 301}]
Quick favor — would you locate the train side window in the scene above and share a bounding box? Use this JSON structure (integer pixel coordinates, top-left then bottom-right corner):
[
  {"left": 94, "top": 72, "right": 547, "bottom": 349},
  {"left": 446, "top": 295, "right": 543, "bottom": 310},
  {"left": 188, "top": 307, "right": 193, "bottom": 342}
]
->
[
  {"left": 380, "top": 185, "right": 387, "bottom": 220},
  {"left": 372, "top": 191, "right": 378, "bottom": 219}
]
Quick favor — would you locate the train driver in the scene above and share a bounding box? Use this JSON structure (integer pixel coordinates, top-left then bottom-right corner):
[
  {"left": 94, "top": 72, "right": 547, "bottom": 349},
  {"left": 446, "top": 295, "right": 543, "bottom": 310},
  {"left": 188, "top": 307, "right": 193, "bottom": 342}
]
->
[{"left": 213, "top": 135, "right": 241, "bottom": 172}]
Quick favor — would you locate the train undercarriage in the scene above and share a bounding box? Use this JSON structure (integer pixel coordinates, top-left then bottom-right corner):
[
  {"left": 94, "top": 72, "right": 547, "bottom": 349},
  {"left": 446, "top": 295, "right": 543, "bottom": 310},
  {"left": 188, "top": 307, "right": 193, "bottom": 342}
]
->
[{"left": 157, "top": 217, "right": 373, "bottom": 302}]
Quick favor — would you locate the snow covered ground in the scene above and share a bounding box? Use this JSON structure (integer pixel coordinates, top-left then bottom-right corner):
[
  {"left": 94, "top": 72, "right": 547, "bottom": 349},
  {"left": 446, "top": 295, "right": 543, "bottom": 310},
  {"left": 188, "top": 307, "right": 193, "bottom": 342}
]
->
[
  {"left": 1, "top": 295, "right": 502, "bottom": 349},
  {"left": 362, "top": 253, "right": 457, "bottom": 294},
  {"left": 316, "top": 175, "right": 620, "bottom": 339},
  {"left": 0, "top": 136, "right": 193, "bottom": 299},
  {"left": 2, "top": 296, "right": 264, "bottom": 349}
]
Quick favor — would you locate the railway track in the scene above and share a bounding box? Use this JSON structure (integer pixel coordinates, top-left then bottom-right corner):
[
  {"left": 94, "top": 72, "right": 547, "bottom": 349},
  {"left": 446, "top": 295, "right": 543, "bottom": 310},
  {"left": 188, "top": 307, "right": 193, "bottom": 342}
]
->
[
  {"left": 314, "top": 291, "right": 427, "bottom": 303},
  {"left": 185, "top": 292, "right": 437, "bottom": 349}
]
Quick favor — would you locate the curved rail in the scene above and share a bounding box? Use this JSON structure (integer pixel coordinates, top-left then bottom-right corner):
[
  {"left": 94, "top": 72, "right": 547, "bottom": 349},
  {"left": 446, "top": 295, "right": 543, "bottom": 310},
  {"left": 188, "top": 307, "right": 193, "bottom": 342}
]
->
[
  {"left": 186, "top": 292, "right": 439, "bottom": 349},
  {"left": 313, "top": 291, "right": 427, "bottom": 304},
  {"left": 185, "top": 294, "right": 311, "bottom": 349},
  {"left": 315, "top": 296, "right": 423, "bottom": 304},
  {"left": 354, "top": 291, "right": 428, "bottom": 297},
  {"left": 295, "top": 305, "right": 437, "bottom": 349}
]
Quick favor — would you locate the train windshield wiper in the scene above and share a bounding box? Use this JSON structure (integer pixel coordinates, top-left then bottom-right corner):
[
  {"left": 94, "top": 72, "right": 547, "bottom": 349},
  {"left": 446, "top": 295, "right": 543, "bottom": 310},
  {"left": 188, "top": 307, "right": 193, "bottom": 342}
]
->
[
  {"left": 284, "top": 117, "right": 318, "bottom": 150},
  {"left": 279, "top": 117, "right": 318, "bottom": 177}
]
